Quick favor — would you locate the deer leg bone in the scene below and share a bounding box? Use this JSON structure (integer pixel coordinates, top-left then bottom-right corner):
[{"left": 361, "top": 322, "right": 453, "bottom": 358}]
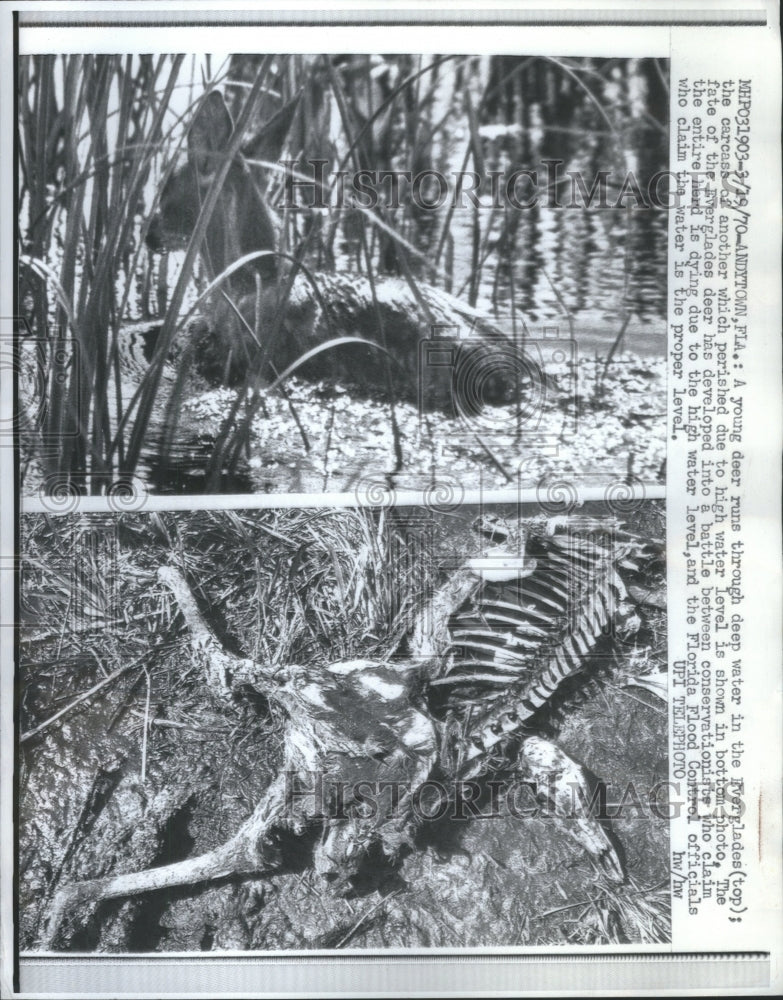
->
[
  {"left": 41, "top": 569, "right": 291, "bottom": 951},
  {"left": 157, "top": 565, "right": 283, "bottom": 698},
  {"left": 516, "top": 735, "right": 624, "bottom": 882},
  {"left": 41, "top": 774, "right": 289, "bottom": 950}
]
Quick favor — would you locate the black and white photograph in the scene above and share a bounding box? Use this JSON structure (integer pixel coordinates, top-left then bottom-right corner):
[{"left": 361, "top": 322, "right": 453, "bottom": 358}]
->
[
  {"left": 17, "top": 52, "right": 668, "bottom": 498},
  {"left": 6, "top": 4, "right": 782, "bottom": 997},
  {"left": 19, "top": 499, "right": 668, "bottom": 952}
]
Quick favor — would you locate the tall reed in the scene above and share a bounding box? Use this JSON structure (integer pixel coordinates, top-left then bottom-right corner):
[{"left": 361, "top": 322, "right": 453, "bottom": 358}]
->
[{"left": 19, "top": 54, "right": 185, "bottom": 494}]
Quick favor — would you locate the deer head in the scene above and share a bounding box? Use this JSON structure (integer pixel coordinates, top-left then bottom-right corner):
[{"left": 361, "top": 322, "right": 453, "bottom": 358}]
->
[
  {"left": 146, "top": 90, "right": 306, "bottom": 384},
  {"left": 147, "top": 89, "right": 296, "bottom": 288}
]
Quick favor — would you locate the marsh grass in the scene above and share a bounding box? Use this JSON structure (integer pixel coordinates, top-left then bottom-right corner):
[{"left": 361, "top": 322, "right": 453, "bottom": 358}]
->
[{"left": 19, "top": 55, "right": 668, "bottom": 494}]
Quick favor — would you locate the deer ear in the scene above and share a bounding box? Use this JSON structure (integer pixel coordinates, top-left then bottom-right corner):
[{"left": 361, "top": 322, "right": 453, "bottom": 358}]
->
[
  {"left": 189, "top": 91, "right": 234, "bottom": 173},
  {"left": 243, "top": 90, "right": 303, "bottom": 164}
]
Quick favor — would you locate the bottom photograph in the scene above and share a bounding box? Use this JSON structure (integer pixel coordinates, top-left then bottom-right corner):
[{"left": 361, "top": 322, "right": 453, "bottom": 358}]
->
[{"left": 19, "top": 499, "right": 668, "bottom": 951}]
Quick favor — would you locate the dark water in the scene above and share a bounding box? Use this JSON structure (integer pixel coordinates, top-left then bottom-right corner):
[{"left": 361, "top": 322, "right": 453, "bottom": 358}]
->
[
  {"left": 423, "top": 57, "right": 668, "bottom": 348},
  {"left": 319, "top": 56, "right": 669, "bottom": 351},
  {"left": 35, "top": 56, "right": 669, "bottom": 497}
]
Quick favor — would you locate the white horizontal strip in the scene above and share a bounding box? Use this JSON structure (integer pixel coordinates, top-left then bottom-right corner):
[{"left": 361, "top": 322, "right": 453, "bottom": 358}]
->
[
  {"left": 20, "top": 483, "right": 665, "bottom": 516},
  {"left": 18, "top": 951, "right": 770, "bottom": 996}
]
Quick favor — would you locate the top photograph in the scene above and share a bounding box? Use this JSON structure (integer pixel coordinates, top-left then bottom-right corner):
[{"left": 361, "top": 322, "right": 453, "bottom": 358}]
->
[{"left": 17, "top": 53, "right": 669, "bottom": 500}]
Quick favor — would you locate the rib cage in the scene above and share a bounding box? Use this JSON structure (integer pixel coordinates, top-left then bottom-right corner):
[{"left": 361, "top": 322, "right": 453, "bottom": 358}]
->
[{"left": 428, "top": 515, "right": 655, "bottom": 769}]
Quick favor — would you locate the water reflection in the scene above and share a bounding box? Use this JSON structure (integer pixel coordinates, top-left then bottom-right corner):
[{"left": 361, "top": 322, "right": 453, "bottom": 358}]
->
[{"left": 407, "top": 57, "right": 669, "bottom": 349}]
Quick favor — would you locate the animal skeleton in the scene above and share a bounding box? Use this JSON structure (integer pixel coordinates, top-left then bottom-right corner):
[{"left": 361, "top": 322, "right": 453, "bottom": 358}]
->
[{"left": 41, "top": 515, "right": 662, "bottom": 949}]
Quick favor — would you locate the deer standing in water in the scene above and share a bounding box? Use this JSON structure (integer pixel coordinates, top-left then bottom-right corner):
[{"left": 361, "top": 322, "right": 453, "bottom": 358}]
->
[{"left": 145, "top": 88, "right": 551, "bottom": 414}]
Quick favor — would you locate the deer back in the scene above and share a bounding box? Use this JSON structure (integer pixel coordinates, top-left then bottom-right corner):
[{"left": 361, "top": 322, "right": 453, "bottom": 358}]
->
[{"left": 147, "top": 89, "right": 538, "bottom": 408}]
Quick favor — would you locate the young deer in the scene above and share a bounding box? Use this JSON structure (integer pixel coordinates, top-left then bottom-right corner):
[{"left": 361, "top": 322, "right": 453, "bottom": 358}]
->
[{"left": 146, "top": 89, "right": 551, "bottom": 412}]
